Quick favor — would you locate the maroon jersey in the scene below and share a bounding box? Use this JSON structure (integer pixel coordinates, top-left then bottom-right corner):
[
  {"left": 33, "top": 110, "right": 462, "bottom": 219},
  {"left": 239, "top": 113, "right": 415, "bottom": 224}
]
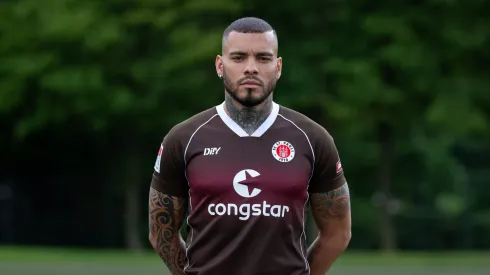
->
[{"left": 151, "top": 102, "right": 346, "bottom": 275}]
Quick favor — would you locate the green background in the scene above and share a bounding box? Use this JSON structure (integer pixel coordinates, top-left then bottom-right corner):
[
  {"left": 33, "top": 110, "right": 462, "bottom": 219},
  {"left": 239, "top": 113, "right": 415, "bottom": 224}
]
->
[{"left": 0, "top": 0, "right": 489, "bottom": 274}]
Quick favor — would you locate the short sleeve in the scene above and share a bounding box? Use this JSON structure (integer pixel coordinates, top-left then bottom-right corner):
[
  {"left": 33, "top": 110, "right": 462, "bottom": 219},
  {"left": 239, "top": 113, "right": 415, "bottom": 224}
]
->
[
  {"left": 308, "top": 128, "right": 346, "bottom": 193},
  {"left": 150, "top": 130, "right": 189, "bottom": 198}
]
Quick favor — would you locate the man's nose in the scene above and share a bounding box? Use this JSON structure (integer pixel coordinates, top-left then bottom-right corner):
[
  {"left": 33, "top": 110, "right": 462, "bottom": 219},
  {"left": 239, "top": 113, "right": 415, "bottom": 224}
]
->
[{"left": 243, "top": 58, "right": 258, "bottom": 75}]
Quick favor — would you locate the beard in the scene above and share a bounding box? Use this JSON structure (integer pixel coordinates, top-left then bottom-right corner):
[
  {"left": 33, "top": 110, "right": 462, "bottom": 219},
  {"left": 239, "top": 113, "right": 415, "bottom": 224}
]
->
[{"left": 222, "top": 68, "right": 277, "bottom": 108}]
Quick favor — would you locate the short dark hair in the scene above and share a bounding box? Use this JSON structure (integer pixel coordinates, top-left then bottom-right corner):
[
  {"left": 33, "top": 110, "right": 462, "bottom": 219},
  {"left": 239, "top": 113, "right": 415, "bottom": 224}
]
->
[{"left": 223, "top": 17, "right": 277, "bottom": 40}]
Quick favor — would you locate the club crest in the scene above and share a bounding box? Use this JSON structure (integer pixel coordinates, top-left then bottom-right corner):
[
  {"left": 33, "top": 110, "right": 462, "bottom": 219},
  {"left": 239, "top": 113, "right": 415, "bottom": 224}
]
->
[{"left": 272, "top": 141, "right": 295, "bottom": 162}]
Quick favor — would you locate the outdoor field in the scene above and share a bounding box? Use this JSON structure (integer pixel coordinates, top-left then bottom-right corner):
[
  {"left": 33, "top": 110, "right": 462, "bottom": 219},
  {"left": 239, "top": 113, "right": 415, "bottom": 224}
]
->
[{"left": 0, "top": 246, "right": 489, "bottom": 275}]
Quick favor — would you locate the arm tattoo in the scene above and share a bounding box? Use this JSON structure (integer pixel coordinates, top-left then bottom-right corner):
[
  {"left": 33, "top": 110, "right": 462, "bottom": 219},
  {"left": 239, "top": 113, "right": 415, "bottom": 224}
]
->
[
  {"left": 225, "top": 93, "right": 272, "bottom": 135},
  {"left": 149, "top": 187, "right": 187, "bottom": 275},
  {"left": 310, "top": 183, "right": 350, "bottom": 220}
]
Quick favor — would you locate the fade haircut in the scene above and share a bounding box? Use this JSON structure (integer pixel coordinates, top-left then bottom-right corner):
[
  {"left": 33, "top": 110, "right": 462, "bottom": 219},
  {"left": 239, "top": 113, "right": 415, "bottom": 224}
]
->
[{"left": 222, "top": 17, "right": 278, "bottom": 53}]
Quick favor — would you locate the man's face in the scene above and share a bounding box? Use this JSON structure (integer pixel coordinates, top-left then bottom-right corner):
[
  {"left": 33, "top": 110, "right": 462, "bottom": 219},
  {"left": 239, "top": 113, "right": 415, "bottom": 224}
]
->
[{"left": 216, "top": 31, "right": 282, "bottom": 107}]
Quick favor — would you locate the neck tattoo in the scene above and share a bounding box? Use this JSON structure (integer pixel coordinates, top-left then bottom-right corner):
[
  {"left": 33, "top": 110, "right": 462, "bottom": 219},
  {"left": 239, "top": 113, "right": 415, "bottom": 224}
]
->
[{"left": 225, "top": 95, "right": 273, "bottom": 135}]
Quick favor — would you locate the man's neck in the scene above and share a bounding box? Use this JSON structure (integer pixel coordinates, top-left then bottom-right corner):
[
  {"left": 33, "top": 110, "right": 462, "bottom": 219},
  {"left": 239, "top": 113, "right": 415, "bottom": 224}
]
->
[{"left": 224, "top": 94, "right": 273, "bottom": 135}]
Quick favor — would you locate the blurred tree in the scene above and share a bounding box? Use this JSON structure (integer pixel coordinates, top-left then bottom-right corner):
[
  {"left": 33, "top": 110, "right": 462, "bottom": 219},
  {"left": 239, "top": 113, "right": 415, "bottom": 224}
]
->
[
  {"left": 318, "top": 0, "right": 488, "bottom": 251},
  {"left": 0, "top": 0, "right": 242, "bottom": 250},
  {"left": 0, "top": 0, "right": 489, "bottom": 251}
]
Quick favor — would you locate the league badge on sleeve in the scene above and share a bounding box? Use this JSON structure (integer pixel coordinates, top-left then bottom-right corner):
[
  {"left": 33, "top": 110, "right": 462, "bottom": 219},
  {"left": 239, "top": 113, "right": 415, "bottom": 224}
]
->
[
  {"left": 272, "top": 141, "right": 295, "bottom": 162},
  {"left": 336, "top": 160, "right": 343, "bottom": 173},
  {"left": 154, "top": 144, "right": 163, "bottom": 173}
]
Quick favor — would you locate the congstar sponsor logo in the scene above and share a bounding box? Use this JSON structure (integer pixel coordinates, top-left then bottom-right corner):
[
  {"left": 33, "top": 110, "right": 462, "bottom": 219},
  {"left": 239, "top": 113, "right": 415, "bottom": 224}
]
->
[{"left": 207, "top": 169, "right": 290, "bottom": 220}]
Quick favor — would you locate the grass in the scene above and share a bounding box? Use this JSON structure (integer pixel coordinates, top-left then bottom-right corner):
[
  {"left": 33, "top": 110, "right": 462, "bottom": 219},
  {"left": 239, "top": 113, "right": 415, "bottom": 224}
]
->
[{"left": 1, "top": 246, "right": 490, "bottom": 275}]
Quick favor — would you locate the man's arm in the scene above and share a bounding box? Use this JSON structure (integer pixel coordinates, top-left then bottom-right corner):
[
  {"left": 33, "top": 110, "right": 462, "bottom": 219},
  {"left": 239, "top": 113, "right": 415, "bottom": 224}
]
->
[
  {"left": 149, "top": 187, "right": 187, "bottom": 275},
  {"left": 307, "top": 182, "right": 351, "bottom": 275}
]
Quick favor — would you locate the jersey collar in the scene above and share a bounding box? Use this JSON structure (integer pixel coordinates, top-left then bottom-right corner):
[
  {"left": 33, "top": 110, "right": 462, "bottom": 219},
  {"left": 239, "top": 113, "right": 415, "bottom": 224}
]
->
[{"left": 216, "top": 101, "right": 280, "bottom": 137}]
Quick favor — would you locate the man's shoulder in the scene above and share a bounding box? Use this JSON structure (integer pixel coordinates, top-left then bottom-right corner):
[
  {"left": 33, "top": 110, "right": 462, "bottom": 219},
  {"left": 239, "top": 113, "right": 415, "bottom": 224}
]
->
[
  {"left": 163, "top": 106, "right": 218, "bottom": 145},
  {"left": 278, "top": 105, "right": 339, "bottom": 160},
  {"left": 278, "top": 105, "right": 332, "bottom": 141}
]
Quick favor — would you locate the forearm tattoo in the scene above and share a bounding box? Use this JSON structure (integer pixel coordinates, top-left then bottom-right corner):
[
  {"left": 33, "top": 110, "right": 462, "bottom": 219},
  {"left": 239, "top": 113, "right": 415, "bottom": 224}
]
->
[
  {"left": 310, "top": 183, "right": 350, "bottom": 220},
  {"left": 225, "top": 93, "right": 272, "bottom": 135},
  {"left": 149, "top": 187, "right": 187, "bottom": 274}
]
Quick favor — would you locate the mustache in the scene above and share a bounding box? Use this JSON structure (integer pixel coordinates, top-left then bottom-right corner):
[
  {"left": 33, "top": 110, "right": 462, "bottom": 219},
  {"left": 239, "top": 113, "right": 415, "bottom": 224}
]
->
[{"left": 238, "top": 76, "right": 264, "bottom": 86}]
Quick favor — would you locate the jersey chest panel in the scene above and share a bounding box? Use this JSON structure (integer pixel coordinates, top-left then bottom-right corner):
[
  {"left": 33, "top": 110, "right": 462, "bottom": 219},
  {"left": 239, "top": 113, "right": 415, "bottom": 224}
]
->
[{"left": 185, "top": 128, "right": 313, "bottom": 207}]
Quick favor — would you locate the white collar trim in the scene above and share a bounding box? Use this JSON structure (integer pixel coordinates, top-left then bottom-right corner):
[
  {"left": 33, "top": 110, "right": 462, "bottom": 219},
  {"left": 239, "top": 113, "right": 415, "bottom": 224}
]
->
[{"left": 216, "top": 101, "right": 279, "bottom": 137}]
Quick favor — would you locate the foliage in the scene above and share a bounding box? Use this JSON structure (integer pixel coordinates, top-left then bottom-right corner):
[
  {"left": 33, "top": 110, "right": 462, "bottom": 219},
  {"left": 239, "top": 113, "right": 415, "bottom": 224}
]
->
[{"left": 0, "top": 0, "right": 489, "bottom": 250}]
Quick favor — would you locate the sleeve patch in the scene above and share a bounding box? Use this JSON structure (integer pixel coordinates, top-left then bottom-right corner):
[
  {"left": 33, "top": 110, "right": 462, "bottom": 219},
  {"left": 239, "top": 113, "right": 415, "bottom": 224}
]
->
[
  {"left": 336, "top": 160, "right": 343, "bottom": 174},
  {"left": 154, "top": 145, "right": 163, "bottom": 173}
]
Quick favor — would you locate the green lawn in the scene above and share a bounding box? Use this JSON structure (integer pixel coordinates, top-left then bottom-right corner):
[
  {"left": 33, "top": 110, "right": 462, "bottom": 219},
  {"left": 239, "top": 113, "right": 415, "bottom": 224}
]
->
[{"left": 1, "top": 246, "right": 489, "bottom": 275}]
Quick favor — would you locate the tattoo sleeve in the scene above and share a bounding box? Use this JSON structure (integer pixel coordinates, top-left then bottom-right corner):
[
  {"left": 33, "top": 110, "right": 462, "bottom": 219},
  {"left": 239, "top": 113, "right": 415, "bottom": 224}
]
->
[
  {"left": 149, "top": 187, "right": 187, "bottom": 275},
  {"left": 307, "top": 183, "right": 351, "bottom": 275},
  {"left": 310, "top": 183, "right": 350, "bottom": 221}
]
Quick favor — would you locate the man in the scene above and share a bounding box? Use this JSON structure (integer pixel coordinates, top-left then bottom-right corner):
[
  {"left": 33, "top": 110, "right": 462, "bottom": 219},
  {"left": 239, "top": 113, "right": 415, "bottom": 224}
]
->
[{"left": 149, "top": 17, "right": 351, "bottom": 275}]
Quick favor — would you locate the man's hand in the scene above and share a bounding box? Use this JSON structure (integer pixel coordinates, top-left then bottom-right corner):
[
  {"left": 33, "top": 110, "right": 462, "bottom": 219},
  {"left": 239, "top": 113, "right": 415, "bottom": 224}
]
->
[
  {"left": 149, "top": 187, "right": 188, "bottom": 275},
  {"left": 307, "top": 182, "right": 352, "bottom": 274}
]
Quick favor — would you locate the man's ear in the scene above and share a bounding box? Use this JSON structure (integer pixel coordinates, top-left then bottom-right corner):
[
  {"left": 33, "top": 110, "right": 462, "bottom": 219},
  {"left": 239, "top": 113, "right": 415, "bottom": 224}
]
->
[
  {"left": 215, "top": 55, "right": 223, "bottom": 78},
  {"left": 276, "top": 57, "right": 282, "bottom": 79}
]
